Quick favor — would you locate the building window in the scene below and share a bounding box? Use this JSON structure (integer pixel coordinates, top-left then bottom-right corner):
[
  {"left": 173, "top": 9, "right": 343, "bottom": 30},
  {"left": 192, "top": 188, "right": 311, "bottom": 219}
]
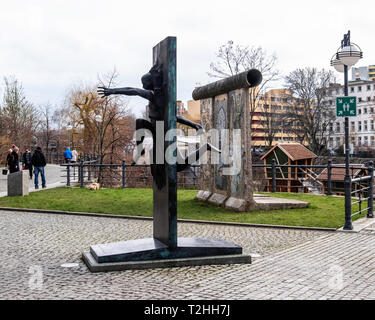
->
[
  {"left": 336, "top": 137, "right": 340, "bottom": 147},
  {"left": 358, "top": 86, "right": 362, "bottom": 92},
  {"left": 371, "top": 136, "right": 375, "bottom": 147},
  {"left": 364, "top": 108, "right": 368, "bottom": 114},
  {"left": 368, "top": 85, "right": 371, "bottom": 91},
  {"left": 329, "top": 138, "right": 333, "bottom": 148},
  {"left": 364, "top": 136, "right": 368, "bottom": 146},
  {"left": 350, "top": 87, "right": 355, "bottom": 93},
  {"left": 358, "top": 121, "right": 362, "bottom": 132},
  {"left": 372, "top": 120, "right": 375, "bottom": 131},
  {"left": 336, "top": 122, "right": 340, "bottom": 133},
  {"left": 329, "top": 123, "right": 333, "bottom": 132},
  {"left": 368, "top": 97, "right": 372, "bottom": 102},
  {"left": 371, "top": 107, "right": 374, "bottom": 113},
  {"left": 358, "top": 137, "right": 362, "bottom": 146},
  {"left": 365, "top": 120, "right": 368, "bottom": 131},
  {"left": 359, "top": 109, "right": 362, "bottom": 115},
  {"left": 358, "top": 97, "right": 362, "bottom": 103},
  {"left": 351, "top": 121, "right": 355, "bottom": 131}
]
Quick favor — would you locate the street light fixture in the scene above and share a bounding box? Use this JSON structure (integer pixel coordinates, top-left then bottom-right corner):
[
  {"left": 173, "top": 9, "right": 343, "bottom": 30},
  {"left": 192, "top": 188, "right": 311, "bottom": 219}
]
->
[{"left": 330, "top": 30, "right": 363, "bottom": 230}]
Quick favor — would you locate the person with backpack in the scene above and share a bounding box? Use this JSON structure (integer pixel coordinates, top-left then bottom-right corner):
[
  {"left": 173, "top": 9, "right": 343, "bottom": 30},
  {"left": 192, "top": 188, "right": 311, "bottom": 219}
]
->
[
  {"left": 22, "top": 147, "right": 33, "bottom": 179},
  {"left": 31, "top": 146, "right": 47, "bottom": 189}
]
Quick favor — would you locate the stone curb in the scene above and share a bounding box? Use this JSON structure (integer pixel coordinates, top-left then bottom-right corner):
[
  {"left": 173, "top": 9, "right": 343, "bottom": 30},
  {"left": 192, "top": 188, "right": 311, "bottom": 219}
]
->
[{"left": 0, "top": 206, "right": 337, "bottom": 232}]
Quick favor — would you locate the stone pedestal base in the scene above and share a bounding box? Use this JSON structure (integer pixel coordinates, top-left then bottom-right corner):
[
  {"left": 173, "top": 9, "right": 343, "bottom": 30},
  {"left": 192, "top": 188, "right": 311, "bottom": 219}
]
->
[
  {"left": 82, "top": 237, "right": 250, "bottom": 272},
  {"left": 7, "top": 171, "right": 29, "bottom": 196},
  {"left": 207, "top": 193, "right": 228, "bottom": 207},
  {"left": 195, "top": 190, "right": 212, "bottom": 201},
  {"left": 224, "top": 197, "right": 247, "bottom": 212}
]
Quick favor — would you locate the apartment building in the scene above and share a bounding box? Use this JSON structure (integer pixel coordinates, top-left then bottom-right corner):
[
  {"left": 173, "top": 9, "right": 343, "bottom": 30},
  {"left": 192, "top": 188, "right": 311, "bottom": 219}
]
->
[
  {"left": 251, "top": 88, "right": 305, "bottom": 147},
  {"left": 325, "top": 80, "right": 375, "bottom": 152},
  {"left": 352, "top": 65, "right": 375, "bottom": 81}
]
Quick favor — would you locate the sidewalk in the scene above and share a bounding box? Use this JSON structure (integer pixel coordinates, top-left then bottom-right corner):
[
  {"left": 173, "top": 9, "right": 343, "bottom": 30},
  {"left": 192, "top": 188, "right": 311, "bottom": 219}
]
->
[{"left": 0, "top": 164, "right": 66, "bottom": 197}]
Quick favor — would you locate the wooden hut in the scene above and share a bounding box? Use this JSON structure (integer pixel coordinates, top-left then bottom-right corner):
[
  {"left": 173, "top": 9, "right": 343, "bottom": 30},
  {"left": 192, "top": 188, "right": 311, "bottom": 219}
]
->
[
  {"left": 317, "top": 164, "right": 368, "bottom": 195},
  {"left": 260, "top": 143, "right": 318, "bottom": 193}
]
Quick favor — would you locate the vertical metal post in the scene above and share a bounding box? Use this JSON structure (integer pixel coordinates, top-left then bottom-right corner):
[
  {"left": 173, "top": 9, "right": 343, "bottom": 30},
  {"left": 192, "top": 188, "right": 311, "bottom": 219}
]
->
[
  {"left": 88, "top": 155, "right": 91, "bottom": 181},
  {"left": 122, "top": 160, "right": 126, "bottom": 188},
  {"left": 344, "top": 64, "right": 353, "bottom": 230},
  {"left": 367, "top": 161, "right": 374, "bottom": 218},
  {"left": 327, "top": 159, "right": 332, "bottom": 195},
  {"left": 271, "top": 159, "right": 276, "bottom": 193},
  {"left": 80, "top": 159, "right": 84, "bottom": 188},
  {"left": 67, "top": 163, "right": 71, "bottom": 187}
]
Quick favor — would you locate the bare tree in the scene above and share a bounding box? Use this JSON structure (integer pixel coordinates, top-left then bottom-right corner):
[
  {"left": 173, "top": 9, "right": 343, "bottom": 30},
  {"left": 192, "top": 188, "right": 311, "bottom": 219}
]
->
[
  {"left": 208, "top": 41, "right": 280, "bottom": 142},
  {"left": 0, "top": 76, "right": 39, "bottom": 153},
  {"left": 284, "top": 67, "right": 336, "bottom": 155},
  {"left": 37, "top": 103, "right": 55, "bottom": 159},
  {"left": 258, "top": 104, "right": 283, "bottom": 148},
  {"left": 61, "top": 69, "right": 133, "bottom": 165}
]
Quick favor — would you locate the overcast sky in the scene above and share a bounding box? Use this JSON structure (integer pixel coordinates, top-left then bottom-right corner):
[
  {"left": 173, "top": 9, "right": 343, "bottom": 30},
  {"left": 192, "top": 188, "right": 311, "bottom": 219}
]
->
[{"left": 0, "top": 0, "right": 373, "bottom": 117}]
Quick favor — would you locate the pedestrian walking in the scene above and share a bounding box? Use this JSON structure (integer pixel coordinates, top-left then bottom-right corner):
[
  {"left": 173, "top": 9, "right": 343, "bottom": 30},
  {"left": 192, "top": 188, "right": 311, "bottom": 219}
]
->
[
  {"left": 8, "top": 146, "right": 19, "bottom": 174},
  {"left": 22, "top": 147, "right": 33, "bottom": 179},
  {"left": 64, "top": 147, "right": 72, "bottom": 163},
  {"left": 31, "top": 146, "right": 47, "bottom": 189},
  {"left": 71, "top": 149, "right": 78, "bottom": 163}
]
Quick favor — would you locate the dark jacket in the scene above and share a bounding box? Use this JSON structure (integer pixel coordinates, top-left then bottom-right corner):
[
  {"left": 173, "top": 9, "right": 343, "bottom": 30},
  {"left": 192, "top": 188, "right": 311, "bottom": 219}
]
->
[
  {"left": 8, "top": 151, "right": 19, "bottom": 172},
  {"left": 31, "top": 149, "right": 46, "bottom": 167},
  {"left": 23, "top": 151, "right": 32, "bottom": 168}
]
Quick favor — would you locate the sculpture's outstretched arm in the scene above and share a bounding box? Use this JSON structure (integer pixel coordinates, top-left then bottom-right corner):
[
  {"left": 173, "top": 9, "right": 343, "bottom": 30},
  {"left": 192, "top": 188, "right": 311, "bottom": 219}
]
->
[
  {"left": 98, "top": 87, "right": 154, "bottom": 102},
  {"left": 176, "top": 115, "right": 203, "bottom": 131}
]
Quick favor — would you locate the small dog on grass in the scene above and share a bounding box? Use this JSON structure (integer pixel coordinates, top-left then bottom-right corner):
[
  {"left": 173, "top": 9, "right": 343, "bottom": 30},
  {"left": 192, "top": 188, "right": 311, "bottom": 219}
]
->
[{"left": 88, "top": 182, "right": 100, "bottom": 190}]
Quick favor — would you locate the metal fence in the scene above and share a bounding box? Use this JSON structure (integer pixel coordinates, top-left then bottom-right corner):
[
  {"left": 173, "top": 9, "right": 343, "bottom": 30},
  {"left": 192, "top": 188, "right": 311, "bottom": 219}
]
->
[{"left": 61, "top": 160, "right": 200, "bottom": 189}]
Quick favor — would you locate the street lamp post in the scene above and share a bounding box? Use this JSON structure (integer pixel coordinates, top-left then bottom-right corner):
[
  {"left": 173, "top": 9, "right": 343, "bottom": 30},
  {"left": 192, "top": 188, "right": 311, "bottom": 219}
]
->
[
  {"left": 67, "top": 122, "right": 73, "bottom": 148},
  {"left": 95, "top": 113, "right": 103, "bottom": 162},
  {"left": 331, "top": 30, "right": 363, "bottom": 230},
  {"left": 95, "top": 113, "right": 103, "bottom": 184}
]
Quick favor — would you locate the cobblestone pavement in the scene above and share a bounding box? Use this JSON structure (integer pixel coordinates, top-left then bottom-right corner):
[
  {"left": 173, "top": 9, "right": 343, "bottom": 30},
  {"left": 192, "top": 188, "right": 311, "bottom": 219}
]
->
[{"left": 1, "top": 209, "right": 375, "bottom": 300}]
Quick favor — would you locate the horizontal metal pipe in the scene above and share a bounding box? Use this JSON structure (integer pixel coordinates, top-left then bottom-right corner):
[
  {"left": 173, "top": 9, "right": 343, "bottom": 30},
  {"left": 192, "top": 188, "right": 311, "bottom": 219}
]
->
[
  {"left": 351, "top": 175, "right": 372, "bottom": 183},
  {"left": 192, "top": 69, "right": 262, "bottom": 100}
]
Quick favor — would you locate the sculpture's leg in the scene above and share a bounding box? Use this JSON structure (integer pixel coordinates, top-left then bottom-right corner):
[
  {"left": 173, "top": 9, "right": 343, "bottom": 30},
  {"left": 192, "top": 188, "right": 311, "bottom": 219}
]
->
[
  {"left": 176, "top": 115, "right": 203, "bottom": 131},
  {"left": 132, "top": 119, "right": 155, "bottom": 165},
  {"left": 177, "top": 142, "right": 220, "bottom": 172}
]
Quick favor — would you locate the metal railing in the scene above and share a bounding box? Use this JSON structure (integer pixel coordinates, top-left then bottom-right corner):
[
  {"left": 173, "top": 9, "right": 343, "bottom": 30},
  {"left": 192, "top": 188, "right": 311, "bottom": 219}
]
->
[
  {"left": 61, "top": 160, "right": 200, "bottom": 189},
  {"left": 350, "top": 162, "right": 374, "bottom": 219}
]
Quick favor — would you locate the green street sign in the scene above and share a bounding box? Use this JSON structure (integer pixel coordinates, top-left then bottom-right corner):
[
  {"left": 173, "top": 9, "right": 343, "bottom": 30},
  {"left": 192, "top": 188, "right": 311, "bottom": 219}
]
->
[{"left": 336, "top": 96, "right": 356, "bottom": 117}]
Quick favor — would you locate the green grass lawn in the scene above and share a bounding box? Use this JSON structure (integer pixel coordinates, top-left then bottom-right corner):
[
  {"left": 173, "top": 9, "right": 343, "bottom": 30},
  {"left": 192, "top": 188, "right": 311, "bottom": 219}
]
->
[{"left": 0, "top": 187, "right": 364, "bottom": 229}]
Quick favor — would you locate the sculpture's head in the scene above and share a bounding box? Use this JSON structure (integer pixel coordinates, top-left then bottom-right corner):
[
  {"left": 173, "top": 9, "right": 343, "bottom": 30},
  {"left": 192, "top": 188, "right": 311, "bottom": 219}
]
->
[{"left": 141, "top": 73, "right": 153, "bottom": 90}]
